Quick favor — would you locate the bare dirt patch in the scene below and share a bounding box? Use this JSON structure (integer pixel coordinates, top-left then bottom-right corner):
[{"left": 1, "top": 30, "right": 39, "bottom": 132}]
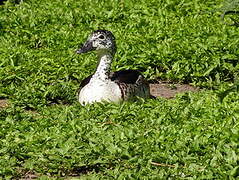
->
[
  {"left": 150, "top": 82, "right": 199, "bottom": 99},
  {"left": 0, "top": 99, "right": 8, "bottom": 108},
  {"left": 20, "top": 172, "right": 38, "bottom": 180}
]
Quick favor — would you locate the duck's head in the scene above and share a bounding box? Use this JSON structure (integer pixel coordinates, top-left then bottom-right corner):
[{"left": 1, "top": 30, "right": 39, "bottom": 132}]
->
[{"left": 76, "top": 30, "right": 116, "bottom": 55}]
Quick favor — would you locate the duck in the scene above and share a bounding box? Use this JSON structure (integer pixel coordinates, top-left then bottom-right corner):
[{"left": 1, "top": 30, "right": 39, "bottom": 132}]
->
[{"left": 76, "top": 30, "right": 150, "bottom": 105}]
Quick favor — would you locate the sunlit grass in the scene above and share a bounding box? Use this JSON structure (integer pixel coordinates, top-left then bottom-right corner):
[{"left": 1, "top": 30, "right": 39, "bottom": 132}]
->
[{"left": 0, "top": 0, "right": 238, "bottom": 179}]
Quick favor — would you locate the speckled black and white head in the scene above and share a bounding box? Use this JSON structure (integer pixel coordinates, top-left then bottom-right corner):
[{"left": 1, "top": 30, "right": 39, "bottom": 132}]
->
[{"left": 76, "top": 30, "right": 117, "bottom": 55}]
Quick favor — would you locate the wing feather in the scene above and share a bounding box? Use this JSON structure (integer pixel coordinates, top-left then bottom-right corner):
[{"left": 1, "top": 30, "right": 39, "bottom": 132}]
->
[{"left": 110, "top": 70, "right": 141, "bottom": 84}]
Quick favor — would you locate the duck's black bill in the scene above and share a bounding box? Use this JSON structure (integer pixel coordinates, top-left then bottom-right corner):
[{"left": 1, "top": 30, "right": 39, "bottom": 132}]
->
[{"left": 76, "top": 41, "right": 95, "bottom": 54}]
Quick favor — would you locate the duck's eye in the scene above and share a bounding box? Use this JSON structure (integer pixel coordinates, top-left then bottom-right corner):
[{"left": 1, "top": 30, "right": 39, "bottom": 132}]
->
[{"left": 98, "top": 35, "right": 105, "bottom": 40}]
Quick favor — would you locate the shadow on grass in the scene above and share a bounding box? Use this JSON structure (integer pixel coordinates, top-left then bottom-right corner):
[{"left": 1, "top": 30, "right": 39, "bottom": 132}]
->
[
  {"left": 20, "top": 163, "right": 109, "bottom": 179},
  {"left": 67, "top": 163, "right": 104, "bottom": 177},
  {"left": 0, "top": 0, "right": 23, "bottom": 5}
]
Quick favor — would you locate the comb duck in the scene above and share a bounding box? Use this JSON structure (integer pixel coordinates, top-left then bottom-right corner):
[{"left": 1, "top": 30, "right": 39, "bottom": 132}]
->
[{"left": 76, "top": 30, "right": 150, "bottom": 105}]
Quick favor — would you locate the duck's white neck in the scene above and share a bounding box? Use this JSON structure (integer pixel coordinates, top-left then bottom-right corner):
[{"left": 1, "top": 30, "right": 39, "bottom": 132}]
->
[{"left": 92, "top": 51, "right": 113, "bottom": 81}]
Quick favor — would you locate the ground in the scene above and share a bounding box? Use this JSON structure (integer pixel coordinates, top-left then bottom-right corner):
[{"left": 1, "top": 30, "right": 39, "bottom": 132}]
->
[
  {"left": 149, "top": 82, "right": 198, "bottom": 99},
  {"left": 0, "top": 99, "right": 8, "bottom": 108}
]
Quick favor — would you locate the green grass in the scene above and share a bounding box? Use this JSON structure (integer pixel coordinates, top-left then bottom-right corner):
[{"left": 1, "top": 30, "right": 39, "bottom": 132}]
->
[{"left": 0, "top": 0, "right": 239, "bottom": 179}]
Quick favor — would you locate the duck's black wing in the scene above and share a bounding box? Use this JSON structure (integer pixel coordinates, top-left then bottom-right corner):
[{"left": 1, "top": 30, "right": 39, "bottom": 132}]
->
[
  {"left": 79, "top": 74, "right": 93, "bottom": 88},
  {"left": 80, "top": 70, "right": 141, "bottom": 87},
  {"left": 110, "top": 70, "right": 142, "bottom": 84},
  {"left": 110, "top": 70, "right": 151, "bottom": 100}
]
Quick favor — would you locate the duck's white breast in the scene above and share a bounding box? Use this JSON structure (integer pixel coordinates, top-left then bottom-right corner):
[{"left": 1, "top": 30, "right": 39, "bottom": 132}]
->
[{"left": 79, "top": 79, "right": 122, "bottom": 105}]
